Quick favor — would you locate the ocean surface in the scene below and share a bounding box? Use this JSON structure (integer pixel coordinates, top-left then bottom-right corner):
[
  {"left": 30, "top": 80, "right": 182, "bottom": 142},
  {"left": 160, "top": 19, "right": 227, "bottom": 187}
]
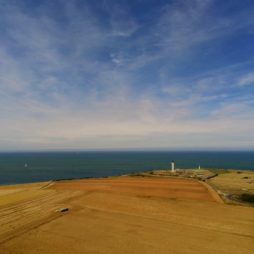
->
[{"left": 0, "top": 151, "right": 253, "bottom": 185}]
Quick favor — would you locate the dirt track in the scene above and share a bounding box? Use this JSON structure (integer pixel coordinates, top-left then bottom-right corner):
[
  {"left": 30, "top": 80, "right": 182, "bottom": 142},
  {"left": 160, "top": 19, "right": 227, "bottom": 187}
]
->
[{"left": 0, "top": 176, "right": 253, "bottom": 254}]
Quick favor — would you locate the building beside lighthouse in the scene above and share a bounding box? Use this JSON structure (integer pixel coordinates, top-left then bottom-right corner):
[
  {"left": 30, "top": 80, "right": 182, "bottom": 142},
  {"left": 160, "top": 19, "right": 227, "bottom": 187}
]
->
[{"left": 171, "top": 160, "right": 175, "bottom": 173}]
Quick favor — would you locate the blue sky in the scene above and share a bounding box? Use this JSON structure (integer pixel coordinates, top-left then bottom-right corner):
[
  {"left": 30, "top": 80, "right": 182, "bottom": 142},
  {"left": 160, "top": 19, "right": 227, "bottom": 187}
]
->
[{"left": 0, "top": 0, "right": 254, "bottom": 151}]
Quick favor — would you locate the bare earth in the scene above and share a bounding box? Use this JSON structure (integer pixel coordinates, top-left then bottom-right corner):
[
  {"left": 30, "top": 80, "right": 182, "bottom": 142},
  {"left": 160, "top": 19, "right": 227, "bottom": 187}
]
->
[{"left": 0, "top": 176, "right": 253, "bottom": 254}]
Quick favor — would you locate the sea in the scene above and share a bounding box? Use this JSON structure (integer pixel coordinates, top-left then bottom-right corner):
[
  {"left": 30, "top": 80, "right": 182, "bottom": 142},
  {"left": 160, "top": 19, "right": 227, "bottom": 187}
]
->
[{"left": 0, "top": 151, "right": 253, "bottom": 185}]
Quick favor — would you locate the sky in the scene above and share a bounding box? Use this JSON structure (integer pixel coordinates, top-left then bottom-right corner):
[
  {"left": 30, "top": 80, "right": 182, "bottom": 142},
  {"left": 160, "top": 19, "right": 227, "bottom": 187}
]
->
[{"left": 0, "top": 0, "right": 254, "bottom": 151}]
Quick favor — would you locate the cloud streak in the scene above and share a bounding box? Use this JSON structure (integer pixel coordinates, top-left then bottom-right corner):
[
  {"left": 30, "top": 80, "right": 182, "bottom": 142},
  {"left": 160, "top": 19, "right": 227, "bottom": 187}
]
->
[{"left": 0, "top": 0, "right": 254, "bottom": 150}]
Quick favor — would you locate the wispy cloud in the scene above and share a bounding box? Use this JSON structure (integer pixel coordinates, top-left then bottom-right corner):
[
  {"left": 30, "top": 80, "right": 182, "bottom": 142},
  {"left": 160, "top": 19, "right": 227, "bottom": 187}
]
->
[
  {"left": 0, "top": 0, "right": 254, "bottom": 150},
  {"left": 238, "top": 73, "right": 254, "bottom": 87}
]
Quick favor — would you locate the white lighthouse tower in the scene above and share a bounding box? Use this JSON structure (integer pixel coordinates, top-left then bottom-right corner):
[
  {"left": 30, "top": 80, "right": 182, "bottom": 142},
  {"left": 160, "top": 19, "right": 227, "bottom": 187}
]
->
[{"left": 171, "top": 160, "right": 175, "bottom": 173}]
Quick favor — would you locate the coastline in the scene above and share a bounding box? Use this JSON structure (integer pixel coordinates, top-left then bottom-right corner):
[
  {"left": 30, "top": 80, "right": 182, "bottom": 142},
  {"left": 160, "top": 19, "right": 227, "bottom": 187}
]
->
[
  {"left": 1, "top": 151, "right": 254, "bottom": 186},
  {"left": 1, "top": 168, "right": 254, "bottom": 206}
]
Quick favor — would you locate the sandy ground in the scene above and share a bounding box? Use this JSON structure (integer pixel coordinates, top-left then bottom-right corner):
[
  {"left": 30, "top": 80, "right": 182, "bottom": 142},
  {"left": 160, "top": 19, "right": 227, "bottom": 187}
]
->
[{"left": 0, "top": 176, "right": 253, "bottom": 254}]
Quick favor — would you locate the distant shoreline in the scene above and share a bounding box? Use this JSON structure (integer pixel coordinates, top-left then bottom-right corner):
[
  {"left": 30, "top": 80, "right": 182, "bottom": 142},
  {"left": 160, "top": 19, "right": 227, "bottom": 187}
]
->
[{"left": 0, "top": 168, "right": 252, "bottom": 186}]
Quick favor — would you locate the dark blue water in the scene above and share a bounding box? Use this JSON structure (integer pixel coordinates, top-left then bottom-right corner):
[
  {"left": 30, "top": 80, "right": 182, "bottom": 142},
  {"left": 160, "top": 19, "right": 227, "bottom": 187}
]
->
[{"left": 0, "top": 151, "right": 253, "bottom": 185}]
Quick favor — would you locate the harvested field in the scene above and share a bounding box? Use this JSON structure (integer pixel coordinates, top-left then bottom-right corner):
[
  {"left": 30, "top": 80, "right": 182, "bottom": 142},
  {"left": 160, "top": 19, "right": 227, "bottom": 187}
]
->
[
  {"left": 0, "top": 176, "right": 253, "bottom": 254},
  {"left": 0, "top": 182, "right": 81, "bottom": 243}
]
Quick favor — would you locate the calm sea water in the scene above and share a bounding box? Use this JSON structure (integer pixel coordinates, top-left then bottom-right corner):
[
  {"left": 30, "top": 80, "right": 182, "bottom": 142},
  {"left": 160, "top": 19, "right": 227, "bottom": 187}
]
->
[{"left": 0, "top": 151, "right": 253, "bottom": 185}]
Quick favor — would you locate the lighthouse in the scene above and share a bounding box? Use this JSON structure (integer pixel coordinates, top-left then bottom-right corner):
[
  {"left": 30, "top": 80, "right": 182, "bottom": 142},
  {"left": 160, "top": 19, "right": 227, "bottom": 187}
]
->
[{"left": 171, "top": 160, "right": 175, "bottom": 173}]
